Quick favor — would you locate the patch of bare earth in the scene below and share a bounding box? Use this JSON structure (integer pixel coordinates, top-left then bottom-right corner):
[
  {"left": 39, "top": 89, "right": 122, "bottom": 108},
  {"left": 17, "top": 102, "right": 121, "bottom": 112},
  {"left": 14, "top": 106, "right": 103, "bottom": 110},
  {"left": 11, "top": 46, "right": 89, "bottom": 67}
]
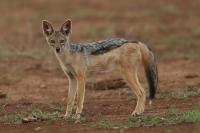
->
[{"left": 0, "top": 0, "right": 200, "bottom": 132}]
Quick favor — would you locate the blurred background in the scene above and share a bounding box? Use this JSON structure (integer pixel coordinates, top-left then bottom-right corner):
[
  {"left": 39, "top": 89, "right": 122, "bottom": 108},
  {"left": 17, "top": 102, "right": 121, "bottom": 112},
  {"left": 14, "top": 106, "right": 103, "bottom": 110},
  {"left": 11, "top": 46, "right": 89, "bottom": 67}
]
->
[
  {"left": 0, "top": 0, "right": 200, "bottom": 101},
  {"left": 0, "top": 0, "right": 200, "bottom": 132}
]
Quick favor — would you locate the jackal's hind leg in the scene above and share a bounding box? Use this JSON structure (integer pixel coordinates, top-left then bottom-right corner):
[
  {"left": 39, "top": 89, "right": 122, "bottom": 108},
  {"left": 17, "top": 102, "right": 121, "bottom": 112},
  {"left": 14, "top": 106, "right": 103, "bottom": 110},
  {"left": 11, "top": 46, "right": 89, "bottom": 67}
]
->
[
  {"left": 130, "top": 76, "right": 146, "bottom": 116},
  {"left": 120, "top": 62, "right": 146, "bottom": 116}
]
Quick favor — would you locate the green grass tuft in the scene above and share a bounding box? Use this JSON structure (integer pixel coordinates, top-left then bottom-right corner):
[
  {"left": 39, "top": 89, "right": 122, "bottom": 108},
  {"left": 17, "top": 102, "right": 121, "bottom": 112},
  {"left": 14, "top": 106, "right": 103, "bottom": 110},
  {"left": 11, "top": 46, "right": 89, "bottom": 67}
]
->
[
  {"left": 92, "top": 108, "right": 200, "bottom": 129},
  {"left": 31, "top": 109, "right": 63, "bottom": 121},
  {"left": 128, "top": 110, "right": 200, "bottom": 128}
]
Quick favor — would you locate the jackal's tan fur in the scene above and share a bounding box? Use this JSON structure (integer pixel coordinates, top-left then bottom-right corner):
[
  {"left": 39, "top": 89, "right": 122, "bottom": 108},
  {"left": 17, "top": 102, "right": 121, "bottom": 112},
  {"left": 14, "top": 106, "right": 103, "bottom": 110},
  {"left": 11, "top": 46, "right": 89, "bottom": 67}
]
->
[{"left": 42, "top": 20, "right": 158, "bottom": 120}]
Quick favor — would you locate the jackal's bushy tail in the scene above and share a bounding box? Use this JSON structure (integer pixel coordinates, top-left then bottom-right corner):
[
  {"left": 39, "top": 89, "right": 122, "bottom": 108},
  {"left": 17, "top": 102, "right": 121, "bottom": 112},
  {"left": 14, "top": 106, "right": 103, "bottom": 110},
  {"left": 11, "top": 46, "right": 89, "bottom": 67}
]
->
[{"left": 139, "top": 43, "right": 158, "bottom": 99}]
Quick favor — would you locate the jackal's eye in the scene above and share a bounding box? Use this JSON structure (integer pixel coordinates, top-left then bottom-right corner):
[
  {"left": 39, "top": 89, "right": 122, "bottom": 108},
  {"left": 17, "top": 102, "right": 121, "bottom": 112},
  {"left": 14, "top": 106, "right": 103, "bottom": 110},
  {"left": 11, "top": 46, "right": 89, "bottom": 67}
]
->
[
  {"left": 59, "top": 40, "right": 65, "bottom": 44},
  {"left": 49, "top": 40, "right": 55, "bottom": 44},
  {"left": 50, "top": 44, "right": 54, "bottom": 47}
]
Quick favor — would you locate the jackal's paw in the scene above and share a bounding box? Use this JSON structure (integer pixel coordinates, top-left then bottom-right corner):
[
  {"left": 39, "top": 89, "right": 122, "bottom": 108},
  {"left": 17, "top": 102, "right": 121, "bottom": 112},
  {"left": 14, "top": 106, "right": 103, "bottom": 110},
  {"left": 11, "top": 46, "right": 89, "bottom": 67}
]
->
[
  {"left": 131, "top": 109, "right": 143, "bottom": 116},
  {"left": 131, "top": 111, "right": 140, "bottom": 116},
  {"left": 64, "top": 113, "right": 72, "bottom": 119},
  {"left": 73, "top": 113, "right": 81, "bottom": 124}
]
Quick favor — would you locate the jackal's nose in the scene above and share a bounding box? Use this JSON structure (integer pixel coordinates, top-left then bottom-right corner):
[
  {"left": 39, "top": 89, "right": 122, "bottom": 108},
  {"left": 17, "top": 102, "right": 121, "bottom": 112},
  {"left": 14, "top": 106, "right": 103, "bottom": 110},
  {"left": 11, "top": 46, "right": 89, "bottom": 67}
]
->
[{"left": 56, "top": 47, "right": 60, "bottom": 53}]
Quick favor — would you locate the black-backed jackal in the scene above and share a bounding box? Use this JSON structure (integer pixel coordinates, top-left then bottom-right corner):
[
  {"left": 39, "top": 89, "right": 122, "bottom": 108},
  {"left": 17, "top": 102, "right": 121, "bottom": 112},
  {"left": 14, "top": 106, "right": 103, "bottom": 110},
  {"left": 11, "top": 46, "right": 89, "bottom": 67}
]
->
[{"left": 42, "top": 20, "right": 158, "bottom": 121}]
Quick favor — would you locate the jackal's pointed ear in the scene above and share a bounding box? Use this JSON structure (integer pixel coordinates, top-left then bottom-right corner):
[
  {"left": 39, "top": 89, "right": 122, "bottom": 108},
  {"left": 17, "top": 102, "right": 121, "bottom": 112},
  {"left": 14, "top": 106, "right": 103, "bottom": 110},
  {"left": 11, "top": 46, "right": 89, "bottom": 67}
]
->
[
  {"left": 42, "top": 20, "right": 54, "bottom": 36},
  {"left": 60, "top": 20, "right": 72, "bottom": 36}
]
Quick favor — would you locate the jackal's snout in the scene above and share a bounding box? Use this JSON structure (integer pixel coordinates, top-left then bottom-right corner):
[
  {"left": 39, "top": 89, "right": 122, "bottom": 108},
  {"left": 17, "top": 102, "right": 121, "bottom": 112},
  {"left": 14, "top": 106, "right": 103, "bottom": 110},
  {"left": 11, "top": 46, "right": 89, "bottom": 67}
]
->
[{"left": 56, "top": 47, "right": 60, "bottom": 53}]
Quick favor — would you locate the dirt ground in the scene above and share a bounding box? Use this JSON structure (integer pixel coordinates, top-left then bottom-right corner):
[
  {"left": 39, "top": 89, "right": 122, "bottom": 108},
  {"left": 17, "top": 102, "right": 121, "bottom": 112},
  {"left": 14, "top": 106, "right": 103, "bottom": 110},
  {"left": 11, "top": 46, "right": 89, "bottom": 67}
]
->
[{"left": 0, "top": 0, "right": 200, "bottom": 133}]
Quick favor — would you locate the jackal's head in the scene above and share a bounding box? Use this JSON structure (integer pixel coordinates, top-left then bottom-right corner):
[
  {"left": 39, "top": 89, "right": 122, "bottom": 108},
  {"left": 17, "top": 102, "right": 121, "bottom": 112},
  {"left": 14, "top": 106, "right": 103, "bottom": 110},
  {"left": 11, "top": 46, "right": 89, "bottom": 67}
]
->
[{"left": 42, "top": 20, "right": 72, "bottom": 54}]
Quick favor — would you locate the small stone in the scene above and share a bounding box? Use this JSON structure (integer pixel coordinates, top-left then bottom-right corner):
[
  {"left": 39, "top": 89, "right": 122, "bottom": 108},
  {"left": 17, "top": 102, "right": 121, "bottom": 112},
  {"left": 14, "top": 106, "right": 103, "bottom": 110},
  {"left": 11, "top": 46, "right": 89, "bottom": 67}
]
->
[
  {"left": 34, "top": 127, "right": 42, "bottom": 131},
  {"left": 22, "top": 116, "right": 37, "bottom": 123},
  {"left": 40, "top": 84, "right": 46, "bottom": 89}
]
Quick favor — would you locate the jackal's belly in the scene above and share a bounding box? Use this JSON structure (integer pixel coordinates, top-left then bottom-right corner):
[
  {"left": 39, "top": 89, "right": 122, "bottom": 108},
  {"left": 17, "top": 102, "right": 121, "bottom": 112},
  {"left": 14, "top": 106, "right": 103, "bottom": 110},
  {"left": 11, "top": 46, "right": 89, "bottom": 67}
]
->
[{"left": 86, "top": 53, "right": 118, "bottom": 73}]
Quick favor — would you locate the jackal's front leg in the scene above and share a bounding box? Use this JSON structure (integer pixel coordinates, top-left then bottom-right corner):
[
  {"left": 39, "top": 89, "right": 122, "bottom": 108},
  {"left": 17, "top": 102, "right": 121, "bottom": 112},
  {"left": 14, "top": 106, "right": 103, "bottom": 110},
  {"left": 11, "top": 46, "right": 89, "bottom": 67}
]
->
[
  {"left": 65, "top": 77, "right": 77, "bottom": 117},
  {"left": 75, "top": 76, "right": 86, "bottom": 120}
]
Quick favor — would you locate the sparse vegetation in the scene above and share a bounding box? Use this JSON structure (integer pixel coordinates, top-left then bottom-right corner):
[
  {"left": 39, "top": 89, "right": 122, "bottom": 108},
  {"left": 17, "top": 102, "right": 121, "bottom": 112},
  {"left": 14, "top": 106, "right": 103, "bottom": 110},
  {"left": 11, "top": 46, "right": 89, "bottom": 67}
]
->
[
  {"left": 1, "top": 107, "right": 200, "bottom": 128},
  {"left": 31, "top": 109, "right": 63, "bottom": 121},
  {"left": 91, "top": 121, "right": 124, "bottom": 129},
  {"left": 0, "top": 114, "right": 24, "bottom": 124},
  {"left": 92, "top": 108, "right": 200, "bottom": 129},
  {"left": 0, "top": 0, "right": 200, "bottom": 132},
  {"left": 158, "top": 88, "right": 200, "bottom": 99},
  {"left": 0, "top": 109, "right": 87, "bottom": 124}
]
